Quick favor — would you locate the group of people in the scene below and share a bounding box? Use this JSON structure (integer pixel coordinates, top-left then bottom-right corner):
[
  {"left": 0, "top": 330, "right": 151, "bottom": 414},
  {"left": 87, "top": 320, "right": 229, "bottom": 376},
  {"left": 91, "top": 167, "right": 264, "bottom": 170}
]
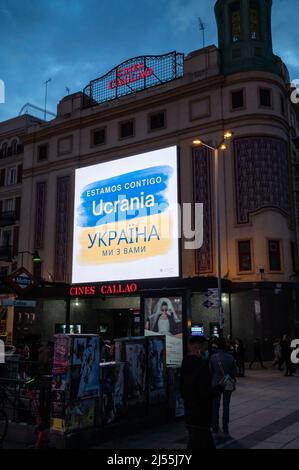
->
[
  {"left": 180, "top": 335, "right": 237, "bottom": 449},
  {"left": 211, "top": 337, "right": 246, "bottom": 378},
  {"left": 272, "top": 335, "right": 297, "bottom": 377},
  {"left": 180, "top": 333, "right": 298, "bottom": 449},
  {"left": 247, "top": 336, "right": 296, "bottom": 376}
]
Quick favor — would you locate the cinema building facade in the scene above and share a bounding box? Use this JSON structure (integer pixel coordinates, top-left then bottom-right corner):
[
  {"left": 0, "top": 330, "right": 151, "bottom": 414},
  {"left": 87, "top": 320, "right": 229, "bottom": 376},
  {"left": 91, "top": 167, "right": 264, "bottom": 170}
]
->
[{"left": 9, "top": 0, "right": 299, "bottom": 359}]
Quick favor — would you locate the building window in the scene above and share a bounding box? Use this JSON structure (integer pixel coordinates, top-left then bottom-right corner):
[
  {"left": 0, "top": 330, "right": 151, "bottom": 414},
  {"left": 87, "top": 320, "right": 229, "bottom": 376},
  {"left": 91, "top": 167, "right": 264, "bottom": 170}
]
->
[
  {"left": 268, "top": 240, "right": 282, "bottom": 271},
  {"left": 92, "top": 128, "right": 106, "bottom": 146},
  {"left": 230, "top": 1, "right": 241, "bottom": 43},
  {"left": 0, "top": 169, "right": 5, "bottom": 187},
  {"left": 231, "top": 89, "right": 244, "bottom": 109},
  {"left": 4, "top": 198, "right": 14, "bottom": 213},
  {"left": 259, "top": 88, "right": 272, "bottom": 108},
  {"left": 11, "top": 140, "right": 18, "bottom": 155},
  {"left": 38, "top": 144, "right": 48, "bottom": 162},
  {"left": 6, "top": 167, "right": 17, "bottom": 186},
  {"left": 238, "top": 240, "right": 252, "bottom": 272},
  {"left": 119, "top": 120, "right": 134, "bottom": 139},
  {"left": 1, "top": 143, "right": 8, "bottom": 158},
  {"left": 0, "top": 267, "right": 8, "bottom": 278},
  {"left": 1, "top": 229, "right": 12, "bottom": 247},
  {"left": 249, "top": 0, "right": 261, "bottom": 40},
  {"left": 149, "top": 111, "right": 165, "bottom": 131},
  {"left": 13, "top": 226, "right": 19, "bottom": 257}
]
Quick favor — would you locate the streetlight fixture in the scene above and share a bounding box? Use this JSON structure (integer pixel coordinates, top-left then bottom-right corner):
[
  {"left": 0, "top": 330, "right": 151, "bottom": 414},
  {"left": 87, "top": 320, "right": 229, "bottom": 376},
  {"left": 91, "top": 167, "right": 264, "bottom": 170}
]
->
[
  {"left": 192, "top": 131, "right": 234, "bottom": 333},
  {"left": 18, "top": 250, "right": 42, "bottom": 266}
]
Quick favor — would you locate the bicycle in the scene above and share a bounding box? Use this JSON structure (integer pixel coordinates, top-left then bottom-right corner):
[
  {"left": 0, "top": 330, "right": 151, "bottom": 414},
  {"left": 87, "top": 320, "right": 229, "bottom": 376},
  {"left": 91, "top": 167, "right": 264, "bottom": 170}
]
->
[{"left": 24, "top": 377, "right": 54, "bottom": 449}]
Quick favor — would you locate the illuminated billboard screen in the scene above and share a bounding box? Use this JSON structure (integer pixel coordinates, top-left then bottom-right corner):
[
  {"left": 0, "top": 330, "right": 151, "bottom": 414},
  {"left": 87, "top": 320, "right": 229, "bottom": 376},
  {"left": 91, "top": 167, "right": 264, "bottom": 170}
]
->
[{"left": 72, "top": 146, "right": 179, "bottom": 284}]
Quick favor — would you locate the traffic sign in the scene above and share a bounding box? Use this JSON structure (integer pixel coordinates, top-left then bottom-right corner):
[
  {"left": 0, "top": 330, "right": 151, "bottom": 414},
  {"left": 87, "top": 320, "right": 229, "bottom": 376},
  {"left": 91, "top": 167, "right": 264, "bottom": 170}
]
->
[
  {"left": 203, "top": 288, "right": 219, "bottom": 309},
  {"left": 203, "top": 300, "right": 218, "bottom": 309},
  {"left": 0, "top": 299, "right": 37, "bottom": 308},
  {"left": 4, "top": 268, "right": 38, "bottom": 295}
]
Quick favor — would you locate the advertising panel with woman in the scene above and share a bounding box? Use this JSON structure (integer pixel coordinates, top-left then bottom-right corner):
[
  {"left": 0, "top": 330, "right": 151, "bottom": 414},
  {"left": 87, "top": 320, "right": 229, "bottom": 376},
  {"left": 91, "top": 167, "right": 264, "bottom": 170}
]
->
[{"left": 144, "top": 297, "right": 183, "bottom": 366}]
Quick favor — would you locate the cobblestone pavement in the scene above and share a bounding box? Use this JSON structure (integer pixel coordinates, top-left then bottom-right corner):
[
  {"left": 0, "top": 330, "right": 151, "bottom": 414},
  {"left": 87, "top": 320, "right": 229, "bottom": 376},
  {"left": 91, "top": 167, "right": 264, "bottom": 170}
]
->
[{"left": 97, "top": 367, "right": 299, "bottom": 450}]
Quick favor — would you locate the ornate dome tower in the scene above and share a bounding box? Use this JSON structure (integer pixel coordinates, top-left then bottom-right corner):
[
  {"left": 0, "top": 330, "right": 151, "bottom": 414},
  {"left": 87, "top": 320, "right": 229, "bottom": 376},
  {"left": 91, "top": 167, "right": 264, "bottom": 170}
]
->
[{"left": 215, "top": 0, "right": 281, "bottom": 76}]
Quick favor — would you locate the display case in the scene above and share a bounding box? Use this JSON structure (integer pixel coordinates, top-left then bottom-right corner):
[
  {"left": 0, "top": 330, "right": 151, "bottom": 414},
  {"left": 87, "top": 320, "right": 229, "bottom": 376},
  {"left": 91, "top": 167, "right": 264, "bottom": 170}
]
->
[
  {"left": 114, "top": 337, "right": 147, "bottom": 407},
  {"left": 51, "top": 334, "right": 100, "bottom": 434},
  {"left": 100, "top": 362, "right": 127, "bottom": 425},
  {"left": 147, "top": 336, "right": 167, "bottom": 405}
]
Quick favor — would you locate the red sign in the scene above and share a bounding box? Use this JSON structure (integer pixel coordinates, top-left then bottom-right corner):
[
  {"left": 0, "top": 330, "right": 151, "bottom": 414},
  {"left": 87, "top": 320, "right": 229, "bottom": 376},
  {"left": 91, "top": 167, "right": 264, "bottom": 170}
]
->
[
  {"left": 70, "top": 283, "right": 138, "bottom": 297},
  {"left": 108, "top": 63, "right": 153, "bottom": 90},
  {"left": 4, "top": 267, "right": 38, "bottom": 295}
]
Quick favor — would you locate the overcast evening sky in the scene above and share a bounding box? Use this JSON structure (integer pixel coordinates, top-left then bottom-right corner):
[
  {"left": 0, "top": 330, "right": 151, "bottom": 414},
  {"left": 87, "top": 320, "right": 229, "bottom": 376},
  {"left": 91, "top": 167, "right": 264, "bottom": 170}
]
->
[{"left": 0, "top": 0, "right": 298, "bottom": 122}]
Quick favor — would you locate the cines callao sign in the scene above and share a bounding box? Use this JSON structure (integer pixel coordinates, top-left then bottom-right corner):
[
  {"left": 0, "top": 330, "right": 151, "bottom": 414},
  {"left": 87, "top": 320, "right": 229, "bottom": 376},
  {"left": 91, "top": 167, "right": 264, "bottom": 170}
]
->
[{"left": 70, "top": 282, "right": 138, "bottom": 297}]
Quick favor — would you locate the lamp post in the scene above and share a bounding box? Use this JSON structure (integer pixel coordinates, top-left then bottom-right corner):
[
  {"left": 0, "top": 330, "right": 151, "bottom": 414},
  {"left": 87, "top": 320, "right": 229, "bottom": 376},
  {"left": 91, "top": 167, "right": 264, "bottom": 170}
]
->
[
  {"left": 18, "top": 250, "right": 42, "bottom": 267},
  {"left": 193, "top": 132, "right": 233, "bottom": 334}
]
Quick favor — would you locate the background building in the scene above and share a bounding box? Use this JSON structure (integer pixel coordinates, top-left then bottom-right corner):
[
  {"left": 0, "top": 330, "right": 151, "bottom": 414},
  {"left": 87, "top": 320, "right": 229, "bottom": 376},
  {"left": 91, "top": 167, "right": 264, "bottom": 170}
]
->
[
  {"left": 0, "top": 114, "right": 43, "bottom": 344},
  {"left": 1, "top": 0, "right": 298, "bottom": 353}
]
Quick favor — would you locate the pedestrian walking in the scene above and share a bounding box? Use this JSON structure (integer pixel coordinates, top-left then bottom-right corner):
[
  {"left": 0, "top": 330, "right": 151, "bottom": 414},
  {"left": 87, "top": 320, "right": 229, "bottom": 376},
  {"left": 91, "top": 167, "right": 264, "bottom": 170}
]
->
[
  {"left": 180, "top": 336, "right": 216, "bottom": 449},
  {"left": 227, "top": 339, "right": 236, "bottom": 359},
  {"left": 210, "top": 338, "right": 237, "bottom": 436},
  {"left": 272, "top": 338, "right": 282, "bottom": 369},
  {"left": 249, "top": 338, "right": 266, "bottom": 369},
  {"left": 281, "top": 335, "right": 295, "bottom": 377},
  {"left": 235, "top": 339, "right": 245, "bottom": 377}
]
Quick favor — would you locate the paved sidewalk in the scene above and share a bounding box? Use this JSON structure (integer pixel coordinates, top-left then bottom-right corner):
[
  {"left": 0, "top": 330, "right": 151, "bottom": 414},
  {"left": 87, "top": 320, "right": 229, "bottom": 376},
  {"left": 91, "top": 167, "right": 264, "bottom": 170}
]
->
[{"left": 97, "top": 367, "right": 299, "bottom": 450}]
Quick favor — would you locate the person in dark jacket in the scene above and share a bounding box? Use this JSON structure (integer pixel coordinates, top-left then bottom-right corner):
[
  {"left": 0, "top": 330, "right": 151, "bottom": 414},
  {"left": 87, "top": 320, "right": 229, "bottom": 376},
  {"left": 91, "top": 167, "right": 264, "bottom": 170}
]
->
[
  {"left": 281, "top": 335, "right": 295, "bottom": 377},
  {"left": 210, "top": 338, "right": 237, "bottom": 435},
  {"left": 235, "top": 339, "right": 245, "bottom": 377},
  {"left": 180, "top": 336, "right": 215, "bottom": 449},
  {"left": 249, "top": 338, "right": 266, "bottom": 369}
]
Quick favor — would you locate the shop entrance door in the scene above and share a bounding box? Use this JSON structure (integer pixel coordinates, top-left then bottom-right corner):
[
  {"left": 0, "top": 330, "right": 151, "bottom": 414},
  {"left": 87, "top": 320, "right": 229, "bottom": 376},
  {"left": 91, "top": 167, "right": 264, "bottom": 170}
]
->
[
  {"left": 96, "top": 309, "right": 136, "bottom": 341},
  {"left": 113, "top": 310, "right": 134, "bottom": 339}
]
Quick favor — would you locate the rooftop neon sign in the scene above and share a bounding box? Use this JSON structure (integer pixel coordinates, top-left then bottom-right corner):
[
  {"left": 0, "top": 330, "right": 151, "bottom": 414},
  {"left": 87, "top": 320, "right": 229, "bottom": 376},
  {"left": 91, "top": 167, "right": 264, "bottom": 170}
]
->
[{"left": 83, "top": 51, "right": 184, "bottom": 107}]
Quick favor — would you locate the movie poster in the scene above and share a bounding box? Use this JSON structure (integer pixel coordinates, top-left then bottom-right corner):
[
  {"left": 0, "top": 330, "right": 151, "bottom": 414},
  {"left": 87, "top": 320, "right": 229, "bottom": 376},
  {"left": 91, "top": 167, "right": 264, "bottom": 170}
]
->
[
  {"left": 65, "top": 399, "right": 96, "bottom": 432},
  {"left": 114, "top": 363, "right": 126, "bottom": 417},
  {"left": 72, "top": 337, "right": 87, "bottom": 365},
  {"left": 101, "top": 362, "right": 126, "bottom": 425},
  {"left": 144, "top": 297, "right": 183, "bottom": 366},
  {"left": 148, "top": 337, "right": 166, "bottom": 404},
  {"left": 52, "top": 372, "right": 67, "bottom": 391},
  {"left": 72, "top": 147, "right": 179, "bottom": 284},
  {"left": 125, "top": 342, "right": 146, "bottom": 404},
  {"left": 70, "top": 336, "right": 100, "bottom": 399},
  {"left": 53, "top": 335, "right": 69, "bottom": 368}
]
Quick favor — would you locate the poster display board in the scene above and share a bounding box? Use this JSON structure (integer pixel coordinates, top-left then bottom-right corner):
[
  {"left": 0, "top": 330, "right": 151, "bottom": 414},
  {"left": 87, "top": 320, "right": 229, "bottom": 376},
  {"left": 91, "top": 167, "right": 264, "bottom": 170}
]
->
[
  {"left": 147, "top": 336, "right": 167, "bottom": 405},
  {"left": 101, "top": 362, "right": 126, "bottom": 425},
  {"left": 115, "top": 335, "right": 167, "bottom": 408},
  {"left": 144, "top": 296, "right": 183, "bottom": 367},
  {"left": 51, "top": 334, "right": 100, "bottom": 434}
]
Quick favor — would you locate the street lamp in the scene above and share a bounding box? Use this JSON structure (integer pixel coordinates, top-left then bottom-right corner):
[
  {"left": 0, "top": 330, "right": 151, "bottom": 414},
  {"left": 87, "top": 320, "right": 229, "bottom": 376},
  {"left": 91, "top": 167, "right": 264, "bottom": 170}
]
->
[
  {"left": 18, "top": 250, "right": 42, "bottom": 266},
  {"left": 192, "top": 131, "right": 234, "bottom": 333}
]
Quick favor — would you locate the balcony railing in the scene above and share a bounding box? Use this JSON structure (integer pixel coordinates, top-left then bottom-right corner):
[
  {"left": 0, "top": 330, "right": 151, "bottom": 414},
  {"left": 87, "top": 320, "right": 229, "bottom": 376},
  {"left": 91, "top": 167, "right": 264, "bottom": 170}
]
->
[
  {"left": 0, "top": 211, "right": 17, "bottom": 227},
  {"left": 0, "top": 245, "right": 12, "bottom": 262}
]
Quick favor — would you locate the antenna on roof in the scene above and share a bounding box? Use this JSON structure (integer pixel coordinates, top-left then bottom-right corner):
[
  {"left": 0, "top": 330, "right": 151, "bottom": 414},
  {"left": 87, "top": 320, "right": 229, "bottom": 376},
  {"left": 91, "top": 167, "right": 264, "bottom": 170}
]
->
[
  {"left": 44, "top": 78, "right": 52, "bottom": 120},
  {"left": 198, "top": 17, "right": 206, "bottom": 48},
  {"left": 66, "top": 87, "right": 70, "bottom": 95}
]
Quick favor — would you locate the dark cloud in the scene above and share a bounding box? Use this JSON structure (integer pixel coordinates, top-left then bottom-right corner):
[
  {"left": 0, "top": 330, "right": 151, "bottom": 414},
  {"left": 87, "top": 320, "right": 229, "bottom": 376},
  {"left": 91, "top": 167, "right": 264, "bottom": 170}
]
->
[{"left": 0, "top": 0, "right": 297, "bottom": 121}]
